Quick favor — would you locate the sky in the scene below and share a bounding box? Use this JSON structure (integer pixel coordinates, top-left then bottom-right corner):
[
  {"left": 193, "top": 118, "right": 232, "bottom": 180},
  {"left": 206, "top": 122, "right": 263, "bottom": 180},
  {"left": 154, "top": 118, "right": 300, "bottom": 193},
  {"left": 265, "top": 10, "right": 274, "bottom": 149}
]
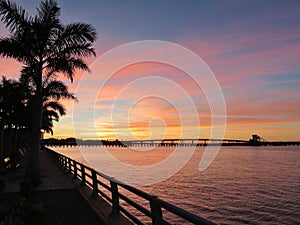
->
[{"left": 1, "top": 0, "right": 300, "bottom": 141}]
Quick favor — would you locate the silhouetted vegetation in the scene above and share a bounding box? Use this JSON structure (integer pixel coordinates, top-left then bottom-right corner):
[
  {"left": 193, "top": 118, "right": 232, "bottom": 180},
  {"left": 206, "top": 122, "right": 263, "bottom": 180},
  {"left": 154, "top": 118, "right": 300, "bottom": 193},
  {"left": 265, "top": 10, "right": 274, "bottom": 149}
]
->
[
  {"left": 42, "top": 138, "right": 126, "bottom": 147},
  {"left": 0, "top": 0, "right": 97, "bottom": 183},
  {"left": 0, "top": 77, "right": 76, "bottom": 168}
]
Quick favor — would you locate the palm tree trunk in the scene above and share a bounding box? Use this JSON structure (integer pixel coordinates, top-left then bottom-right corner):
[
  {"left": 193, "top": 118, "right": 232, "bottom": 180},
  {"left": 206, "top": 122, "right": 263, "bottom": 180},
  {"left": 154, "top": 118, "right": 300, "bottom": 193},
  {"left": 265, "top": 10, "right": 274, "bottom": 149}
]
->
[
  {"left": 25, "top": 71, "right": 43, "bottom": 184},
  {"left": 0, "top": 124, "right": 4, "bottom": 159},
  {"left": 25, "top": 93, "right": 42, "bottom": 183}
]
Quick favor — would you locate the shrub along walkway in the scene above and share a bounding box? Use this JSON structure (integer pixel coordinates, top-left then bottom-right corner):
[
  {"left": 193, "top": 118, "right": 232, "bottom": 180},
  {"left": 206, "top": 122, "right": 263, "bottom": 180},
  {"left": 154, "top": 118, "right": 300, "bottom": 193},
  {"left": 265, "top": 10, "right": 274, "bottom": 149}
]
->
[{"left": 0, "top": 149, "right": 106, "bottom": 225}]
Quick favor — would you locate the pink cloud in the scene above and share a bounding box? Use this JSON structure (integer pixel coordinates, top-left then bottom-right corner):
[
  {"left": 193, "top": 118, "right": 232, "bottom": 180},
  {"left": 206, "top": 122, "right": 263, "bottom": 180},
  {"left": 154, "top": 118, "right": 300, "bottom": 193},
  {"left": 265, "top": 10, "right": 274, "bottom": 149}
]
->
[{"left": 180, "top": 27, "right": 300, "bottom": 83}]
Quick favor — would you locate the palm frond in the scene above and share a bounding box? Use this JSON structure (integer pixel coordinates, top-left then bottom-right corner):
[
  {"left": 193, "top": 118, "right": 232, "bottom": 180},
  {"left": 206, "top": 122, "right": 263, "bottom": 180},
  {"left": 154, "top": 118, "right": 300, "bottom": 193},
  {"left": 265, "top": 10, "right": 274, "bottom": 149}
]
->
[
  {"left": 42, "top": 126, "right": 54, "bottom": 135},
  {"left": 46, "top": 56, "right": 89, "bottom": 82},
  {"left": 43, "top": 109, "right": 60, "bottom": 121},
  {"left": 43, "top": 101, "right": 66, "bottom": 116},
  {"left": 41, "top": 116, "right": 54, "bottom": 135},
  {"left": 68, "top": 57, "right": 90, "bottom": 72},
  {"left": 36, "top": 0, "right": 60, "bottom": 26},
  {"left": 0, "top": 37, "right": 35, "bottom": 63},
  {"left": 34, "top": 0, "right": 62, "bottom": 49},
  {"left": 43, "top": 79, "right": 77, "bottom": 101},
  {"left": 60, "top": 42, "right": 96, "bottom": 57},
  {"left": 0, "top": 0, "right": 31, "bottom": 32},
  {"left": 61, "top": 22, "right": 97, "bottom": 44}
]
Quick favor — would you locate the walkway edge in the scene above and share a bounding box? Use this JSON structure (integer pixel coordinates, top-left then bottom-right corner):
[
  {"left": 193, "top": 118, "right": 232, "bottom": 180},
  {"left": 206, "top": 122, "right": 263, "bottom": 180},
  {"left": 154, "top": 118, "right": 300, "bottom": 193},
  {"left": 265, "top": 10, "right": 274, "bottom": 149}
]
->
[{"left": 53, "top": 158, "right": 133, "bottom": 225}]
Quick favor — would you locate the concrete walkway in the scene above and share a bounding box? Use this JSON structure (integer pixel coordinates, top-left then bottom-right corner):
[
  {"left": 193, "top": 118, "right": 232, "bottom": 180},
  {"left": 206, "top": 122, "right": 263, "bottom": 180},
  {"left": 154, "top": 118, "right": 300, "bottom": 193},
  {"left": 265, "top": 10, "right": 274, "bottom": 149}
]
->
[
  {"left": 1, "top": 149, "right": 133, "bottom": 225},
  {"left": 1, "top": 149, "right": 75, "bottom": 193}
]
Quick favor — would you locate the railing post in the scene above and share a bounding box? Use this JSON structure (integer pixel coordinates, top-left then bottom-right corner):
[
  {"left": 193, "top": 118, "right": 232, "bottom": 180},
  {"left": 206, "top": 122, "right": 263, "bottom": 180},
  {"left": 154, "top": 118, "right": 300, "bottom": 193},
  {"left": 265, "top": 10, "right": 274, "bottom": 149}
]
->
[
  {"left": 110, "top": 181, "right": 120, "bottom": 217},
  {"left": 64, "top": 157, "right": 67, "bottom": 170},
  {"left": 91, "top": 169, "right": 98, "bottom": 198},
  {"left": 67, "top": 158, "right": 72, "bottom": 173},
  {"left": 150, "top": 196, "right": 163, "bottom": 225},
  {"left": 80, "top": 164, "right": 86, "bottom": 186},
  {"left": 73, "top": 161, "right": 77, "bottom": 180},
  {"left": 60, "top": 156, "right": 63, "bottom": 166},
  {"left": 58, "top": 155, "right": 61, "bottom": 163}
]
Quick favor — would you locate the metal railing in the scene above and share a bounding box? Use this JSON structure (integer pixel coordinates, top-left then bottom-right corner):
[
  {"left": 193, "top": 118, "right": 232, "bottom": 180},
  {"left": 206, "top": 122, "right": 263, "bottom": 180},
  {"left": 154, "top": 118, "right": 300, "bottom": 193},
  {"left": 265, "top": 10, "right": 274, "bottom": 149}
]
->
[{"left": 47, "top": 148, "right": 216, "bottom": 225}]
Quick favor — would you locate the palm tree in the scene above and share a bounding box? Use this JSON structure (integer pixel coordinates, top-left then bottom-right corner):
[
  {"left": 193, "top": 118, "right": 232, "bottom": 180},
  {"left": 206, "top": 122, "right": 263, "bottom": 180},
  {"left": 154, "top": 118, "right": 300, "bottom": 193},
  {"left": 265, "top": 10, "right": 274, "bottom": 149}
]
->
[
  {"left": 0, "top": 0, "right": 97, "bottom": 183},
  {"left": 41, "top": 79, "right": 77, "bottom": 135}
]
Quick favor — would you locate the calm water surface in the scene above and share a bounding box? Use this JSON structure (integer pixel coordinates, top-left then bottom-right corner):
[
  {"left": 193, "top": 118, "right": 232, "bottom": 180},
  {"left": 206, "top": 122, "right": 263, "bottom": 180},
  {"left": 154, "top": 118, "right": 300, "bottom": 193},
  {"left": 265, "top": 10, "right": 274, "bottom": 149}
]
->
[{"left": 52, "top": 146, "right": 300, "bottom": 225}]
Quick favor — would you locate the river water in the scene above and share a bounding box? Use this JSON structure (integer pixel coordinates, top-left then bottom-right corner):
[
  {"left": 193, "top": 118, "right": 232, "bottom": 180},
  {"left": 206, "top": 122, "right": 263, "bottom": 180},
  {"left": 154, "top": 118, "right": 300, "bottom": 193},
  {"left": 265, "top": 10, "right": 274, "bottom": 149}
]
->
[{"left": 51, "top": 146, "right": 300, "bottom": 225}]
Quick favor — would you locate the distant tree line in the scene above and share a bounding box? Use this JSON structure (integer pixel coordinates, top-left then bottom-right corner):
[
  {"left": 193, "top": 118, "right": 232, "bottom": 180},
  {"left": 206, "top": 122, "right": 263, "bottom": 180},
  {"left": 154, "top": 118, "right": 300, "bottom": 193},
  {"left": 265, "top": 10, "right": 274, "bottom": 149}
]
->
[{"left": 42, "top": 138, "right": 126, "bottom": 147}]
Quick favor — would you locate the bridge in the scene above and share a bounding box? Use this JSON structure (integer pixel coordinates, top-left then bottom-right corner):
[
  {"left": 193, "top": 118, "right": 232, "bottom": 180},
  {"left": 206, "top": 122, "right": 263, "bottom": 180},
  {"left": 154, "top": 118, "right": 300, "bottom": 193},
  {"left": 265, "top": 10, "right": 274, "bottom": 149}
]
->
[
  {"left": 121, "top": 138, "right": 249, "bottom": 147},
  {"left": 42, "top": 135, "right": 300, "bottom": 147}
]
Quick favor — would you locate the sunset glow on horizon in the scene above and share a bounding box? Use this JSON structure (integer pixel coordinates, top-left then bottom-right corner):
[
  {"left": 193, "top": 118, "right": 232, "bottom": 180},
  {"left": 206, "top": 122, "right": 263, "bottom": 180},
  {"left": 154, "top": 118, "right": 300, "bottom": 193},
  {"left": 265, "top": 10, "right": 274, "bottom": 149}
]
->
[{"left": 1, "top": 0, "right": 300, "bottom": 141}]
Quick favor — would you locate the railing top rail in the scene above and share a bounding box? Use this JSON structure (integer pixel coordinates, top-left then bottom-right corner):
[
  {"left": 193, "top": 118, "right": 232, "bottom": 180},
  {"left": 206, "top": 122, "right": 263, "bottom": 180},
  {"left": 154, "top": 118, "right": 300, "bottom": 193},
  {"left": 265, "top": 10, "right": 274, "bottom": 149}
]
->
[
  {"left": 157, "top": 198, "right": 217, "bottom": 225},
  {"left": 118, "top": 182, "right": 154, "bottom": 200},
  {"left": 48, "top": 148, "right": 153, "bottom": 198}
]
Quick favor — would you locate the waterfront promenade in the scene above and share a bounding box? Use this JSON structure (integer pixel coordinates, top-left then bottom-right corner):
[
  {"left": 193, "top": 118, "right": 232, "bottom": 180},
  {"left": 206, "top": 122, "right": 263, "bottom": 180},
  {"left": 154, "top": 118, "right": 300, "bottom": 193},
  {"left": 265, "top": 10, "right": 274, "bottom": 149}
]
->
[
  {"left": 1, "top": 150, "right": 75, "bottom": 193},
  {"left": 0, "top": 149, "right": 132, "bottom": 225},
  {"left": 1, "top": 148, "right": 216, "bottom": 225}
]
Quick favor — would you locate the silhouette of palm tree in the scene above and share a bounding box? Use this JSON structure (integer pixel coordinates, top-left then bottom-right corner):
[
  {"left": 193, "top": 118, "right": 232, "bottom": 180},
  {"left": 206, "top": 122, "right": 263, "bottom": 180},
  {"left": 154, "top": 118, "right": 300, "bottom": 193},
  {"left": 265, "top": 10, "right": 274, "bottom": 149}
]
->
[
  {"left": 41, "top": 79, "right": 77, "bottom": 135},
  {"left": 0, "top": 0, "right": 97, "bottom": 183}
]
